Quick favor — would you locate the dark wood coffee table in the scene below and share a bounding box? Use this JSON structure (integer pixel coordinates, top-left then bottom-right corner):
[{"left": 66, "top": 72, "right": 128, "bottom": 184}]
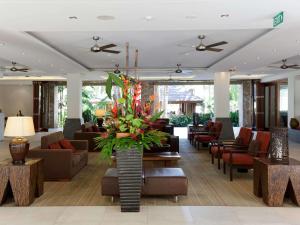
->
[
  {"left": 111, "top": 152, "right": 181, "bottom": 167},
  {"left": 0, "top": 158, "right": 44, "bottom": 206},
  {"left": 253, "top": 157, "right": 300, "bottom": 206}
]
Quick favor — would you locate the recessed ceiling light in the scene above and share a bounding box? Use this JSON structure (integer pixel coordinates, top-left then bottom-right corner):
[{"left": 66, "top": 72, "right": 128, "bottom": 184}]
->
[
  {"left": 220, "top": 14, "right": 230, "bottom": 18},
  {"left": 97, "top": 15, "right": 115, "bottom": 21},
  {"left": 185, "top": 15, "right": 197, "bottom": 19},
  {"left": 144, "top": 16, "right": 153, "bottom": 21},
  {"left": 50, "top": 64, "right": 54, "bottom": 67},
  {"left": 0, "top": 42, "right": 6, "bottom": 47},
  {"left": 68, "top": 16, "right": 78, "bottom": 20},
  {"left": 184, "top": 52, "right": 190, "bottom": 56},
  {"left": 256, "top": 56, "right": 260, "bottom": 60},
  {"left": 21, "top": 52, "right": 25, "bottom": 55},
  {"left": 243, "top": 62, "right": 247, "bottom": 65}
]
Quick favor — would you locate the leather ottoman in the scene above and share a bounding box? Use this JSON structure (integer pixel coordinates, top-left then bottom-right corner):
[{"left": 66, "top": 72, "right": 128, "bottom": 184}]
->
[
  {"left": 101, "top": 167, "right": 188, "bottom": 202},
  {"left": 142, "top": 168, "right": 188, "bottom": 197}
]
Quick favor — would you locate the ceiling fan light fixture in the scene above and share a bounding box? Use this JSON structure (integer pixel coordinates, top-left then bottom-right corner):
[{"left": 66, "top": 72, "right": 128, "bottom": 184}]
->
[
  {"left": 91, "top": 44, "right": 101, "bottom": 52},
  {"left": 114, "top": 64, "right": 121, "bottom": 74},
  {"left": 175, "top": 64, "right": 182, "bottom": 73}
]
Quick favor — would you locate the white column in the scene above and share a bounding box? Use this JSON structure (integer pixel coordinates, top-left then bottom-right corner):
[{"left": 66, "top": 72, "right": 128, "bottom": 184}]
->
[
  {"left": 214, "top": 72, "right": 230, "bottom": 118},
  {"left": 288, "top": 76, "right": 295, "bottom": 126},
  {"left": 66, "top": 74, "right": 82, "bottom": 119}
]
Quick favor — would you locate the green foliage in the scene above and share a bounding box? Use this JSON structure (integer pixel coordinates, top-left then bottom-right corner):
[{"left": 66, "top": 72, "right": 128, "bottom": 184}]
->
[
  {"left": 230, "top": 110, "right": 239, "bottom": 127},
  {"left": 105, "top": 72, "right": 124, "bottom": 99},
  {"left": 198, "top": 113, "right": 213, "bottom": 125},
  {"left": 170, "top": 115, "right": 192, "bottom": 127}
]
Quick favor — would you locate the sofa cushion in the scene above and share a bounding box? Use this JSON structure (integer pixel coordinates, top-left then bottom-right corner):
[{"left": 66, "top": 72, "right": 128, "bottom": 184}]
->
[
  {"left": 60, "top": 139, "right": 76, "bottom": 152},
  {"left": 41, "top": 131, "right": 64, "bottom": 149},
  {"left": 48, "top": 142, "right": 62, "bottom": 149}
]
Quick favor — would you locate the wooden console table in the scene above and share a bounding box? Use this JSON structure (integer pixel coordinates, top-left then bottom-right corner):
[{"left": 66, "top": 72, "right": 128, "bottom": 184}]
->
[
  {"left": 253, "top": 157, "right": 300, "bottom": 206},
  {"left": 0, "top": 158, "right": 44, "bottom": 206}
]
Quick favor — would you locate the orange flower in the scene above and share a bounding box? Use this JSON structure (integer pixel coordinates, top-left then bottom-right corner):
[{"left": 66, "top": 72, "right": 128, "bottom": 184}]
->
[{"left": 149, "top": 95, "right": 155, "bottom": 102}]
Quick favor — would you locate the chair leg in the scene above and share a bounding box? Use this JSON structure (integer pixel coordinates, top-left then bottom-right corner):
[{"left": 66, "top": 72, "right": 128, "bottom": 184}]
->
[
  {"left": 211, "top": 153, "right": 214, "bottom": 164},
  {"left": 230, "top": 166, "right": 233, "bottom": 181},
  {"left": 217, "top": 155, "right": 221, "bottom": 170},
  {"left": 223, "top": 162, "right": 226, "bottom": 174}
]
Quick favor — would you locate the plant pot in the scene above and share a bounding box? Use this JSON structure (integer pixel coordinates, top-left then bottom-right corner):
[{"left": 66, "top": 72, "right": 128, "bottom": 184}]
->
[
  {"left": 116, "top": 147, "right": 142, "bottom": 212},
  {"left": 290, "top": 118, "right": 299, "bottom": 129}
]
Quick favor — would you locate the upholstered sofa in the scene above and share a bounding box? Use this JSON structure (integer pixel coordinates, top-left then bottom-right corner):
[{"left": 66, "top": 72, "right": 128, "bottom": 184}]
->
[
  {"left": 74, "top": 122, "right": 106, "bottom": 152},
  {"left": 28, "top": 131, "right": 88, "bottom": 181}
]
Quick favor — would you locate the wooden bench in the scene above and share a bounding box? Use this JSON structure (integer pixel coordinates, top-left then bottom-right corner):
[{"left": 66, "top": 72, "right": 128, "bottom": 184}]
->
[{"left": 111, "top": 152, "right": 181, "bottom": 167}]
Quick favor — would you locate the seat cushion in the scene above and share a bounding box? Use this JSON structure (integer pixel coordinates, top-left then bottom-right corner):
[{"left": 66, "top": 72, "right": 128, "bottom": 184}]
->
[
  {"left": 195, "top": 135, "right": 215, "bottom": 142},
  {"left": 60, "top": 139, "right": 76, "bottom": 152},
  {"left": 48, "top": 142, "right": 62, "bottom": 149},
  {"left": 222, "top": 153, "right": 254, "bottom": 165}
]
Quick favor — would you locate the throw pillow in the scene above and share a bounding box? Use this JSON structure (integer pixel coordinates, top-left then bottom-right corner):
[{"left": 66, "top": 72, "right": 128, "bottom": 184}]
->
[
  {"left": 59, "top": 139, "right": 76, "bottom": 152},
  {"left": 48, "top": 142, "right": 62, "bottom": 149},
  {"left": 248, "top": 140, "right": 261, "bottom": 156}
]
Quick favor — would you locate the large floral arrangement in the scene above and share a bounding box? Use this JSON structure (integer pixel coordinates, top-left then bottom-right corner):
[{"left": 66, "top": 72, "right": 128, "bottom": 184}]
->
[{"left": 95, "top": 72, "right": 168, "bottom": 159}]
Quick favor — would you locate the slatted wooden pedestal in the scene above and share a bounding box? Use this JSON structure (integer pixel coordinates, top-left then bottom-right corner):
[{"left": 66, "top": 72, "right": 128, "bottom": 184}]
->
[{"left": 0, "top": 158, "right": 44, "bottom": 206}]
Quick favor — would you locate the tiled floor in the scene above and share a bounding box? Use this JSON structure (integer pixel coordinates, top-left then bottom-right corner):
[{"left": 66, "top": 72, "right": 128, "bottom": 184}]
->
[{"left": 0, "top": 206, "right": 299, "bottom": 225}]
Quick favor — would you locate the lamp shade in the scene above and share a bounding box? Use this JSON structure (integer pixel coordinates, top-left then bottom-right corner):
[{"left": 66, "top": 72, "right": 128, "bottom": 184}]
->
[
  {"left": 95, "top": 109, "right": 106, "bottom": 117},
  {"left": 4, "top": 117, "right": 35, "bottom": 137}
]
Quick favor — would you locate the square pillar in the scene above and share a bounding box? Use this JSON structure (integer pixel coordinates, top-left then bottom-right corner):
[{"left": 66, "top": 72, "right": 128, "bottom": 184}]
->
[{"left": 214, "top": 72, "right": 234, "bottom": 140}]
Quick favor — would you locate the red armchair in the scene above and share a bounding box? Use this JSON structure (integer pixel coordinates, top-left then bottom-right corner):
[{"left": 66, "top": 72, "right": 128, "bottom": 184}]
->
[
  {"left": 188, "top": 121, "right": 214, "bottom": 145},
  {"left": 210, "top": 127, "right": 253, "bottom": 169},
  {"left": 194, "top": 121, "right": 223, "bottom": 150},
  {"left": 222, "top": 131, "right": 271, "bottom": 181}
]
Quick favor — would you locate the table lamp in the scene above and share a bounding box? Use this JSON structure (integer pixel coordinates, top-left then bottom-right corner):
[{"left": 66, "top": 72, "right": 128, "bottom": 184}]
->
[
  {"left": 95, "top": 109, "right": 106, "bottom": 129},
  {"left": 4, "top": 116, "right": 35, "bottom": 164}
]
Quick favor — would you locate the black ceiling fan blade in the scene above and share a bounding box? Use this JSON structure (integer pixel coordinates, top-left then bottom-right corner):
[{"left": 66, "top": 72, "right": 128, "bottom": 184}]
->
[
  {"left": 206, "top": 47, "right": 223, "bottom": 52},
  {"left": 102, "top": 49, "right": 121, "bottom": 54},
  {"left": 287, "top": 64, "right": 299, "bottom": 68},
  {"left": 17, "top": 68, "right": 29, "bottom": 72},
  {"left": 206, "top": 41, "right": 228, "bottom": 48},
  {"left": 268, "top": 65, "right": 281, "bottom": 68},
  {"left": 100, "top": 44, "right": 117, "bottom": 50},
  {"left": 289, "top": 66, "right": 300, "bottom": 69}
]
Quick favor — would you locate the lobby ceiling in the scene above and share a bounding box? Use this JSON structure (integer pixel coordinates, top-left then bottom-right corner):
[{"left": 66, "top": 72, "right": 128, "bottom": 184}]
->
[{"left": 0, "top": 0, "right": 300, "bottom": 80}]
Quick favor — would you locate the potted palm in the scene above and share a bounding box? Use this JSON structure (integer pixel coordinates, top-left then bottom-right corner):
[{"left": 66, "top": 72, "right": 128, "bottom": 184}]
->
[{"left": 95, "top": 72, "right": 167, "bottom": 212}]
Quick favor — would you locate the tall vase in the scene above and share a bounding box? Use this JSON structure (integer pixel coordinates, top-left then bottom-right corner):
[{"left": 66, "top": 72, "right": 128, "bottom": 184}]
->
[
  {"left": 269, "top": 127, "right": 289, "bottom": 162},
  {"left": 116, "top": 147, "right": 143, "bottom": 212}
]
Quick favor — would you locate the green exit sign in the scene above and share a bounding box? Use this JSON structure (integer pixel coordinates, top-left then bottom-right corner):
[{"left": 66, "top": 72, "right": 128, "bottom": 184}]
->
[{"left": 273, "top": 11, "right": 284, "bottom": 27}]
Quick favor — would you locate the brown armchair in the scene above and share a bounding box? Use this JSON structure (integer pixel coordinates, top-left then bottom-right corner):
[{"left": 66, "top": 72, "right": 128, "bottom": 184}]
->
[
  {"left": 222, "top": 131, "right": 271, "bottom": 181},
  {"left": 210, "top": 127, "right": 253, "bottom": 169},
  {"left": 28, "top": 131, "right": 88, "bottom": 181}
]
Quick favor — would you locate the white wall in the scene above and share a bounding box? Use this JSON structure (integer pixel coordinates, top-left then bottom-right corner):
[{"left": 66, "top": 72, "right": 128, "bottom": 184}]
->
[{"left": 0, "top": 83, "right": 33, "bottom": 117}]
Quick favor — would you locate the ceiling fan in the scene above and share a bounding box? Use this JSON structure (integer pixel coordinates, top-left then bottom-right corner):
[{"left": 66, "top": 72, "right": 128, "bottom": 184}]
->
[
  {"left": 269, "top": 59, "right": 300, "bottom": 70},
  {"left": 195, "top": 35, "right": 228, "bottom": 52},
  {"left": 90, "top": 36, "right": 120, "bottom": 54},
  {"left": 0, "top": 61, "right": 30, "bottom": 72}
]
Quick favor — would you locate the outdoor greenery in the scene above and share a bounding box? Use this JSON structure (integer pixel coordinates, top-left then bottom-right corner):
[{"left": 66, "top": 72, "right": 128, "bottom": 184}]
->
[
  {"left": 170, "top": 115, "right": 192, "bottom": 127},
  {"left": 95, "top": 72, "right": 168, "bottom": 160},
  {"left": 82, "top": 86, "right": 107, "bottom": 123},
  {"left": 230, "top": 111, "right": 239, "bottom": 127}
]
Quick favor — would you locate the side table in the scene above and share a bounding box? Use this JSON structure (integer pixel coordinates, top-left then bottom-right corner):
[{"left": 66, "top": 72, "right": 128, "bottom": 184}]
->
[
  {"left": 0, "top": 158, "right": 44, "bottom": 206},
  {"left": 253, "top": 157, "right": 300, "bottom": 206}
]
